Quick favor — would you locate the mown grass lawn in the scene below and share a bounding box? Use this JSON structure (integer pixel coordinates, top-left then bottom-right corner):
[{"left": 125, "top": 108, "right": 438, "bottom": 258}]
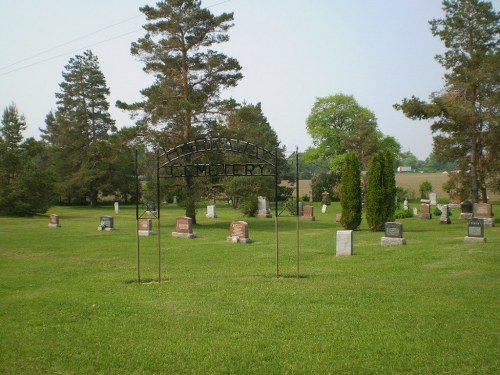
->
[{"left": 1, "top": 202, "right": 499, "bottom": 374}]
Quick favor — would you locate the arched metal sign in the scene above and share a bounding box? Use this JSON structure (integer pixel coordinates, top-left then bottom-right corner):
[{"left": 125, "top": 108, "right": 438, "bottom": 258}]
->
[{"left": 136, "top": 138, "right": 281, "bottom": 282}]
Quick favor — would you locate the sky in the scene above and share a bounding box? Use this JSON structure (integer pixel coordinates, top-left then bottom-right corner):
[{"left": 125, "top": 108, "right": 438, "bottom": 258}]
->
[{"left": 1, "top": 0, "right": 498, "bottom": 160}]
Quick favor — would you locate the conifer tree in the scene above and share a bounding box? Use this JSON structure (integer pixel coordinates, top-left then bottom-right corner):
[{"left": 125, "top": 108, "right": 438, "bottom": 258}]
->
[
  {"left": 396, "top": 0, "right": 499, "bottom": 202},
  {"left": 42, "top": 50, "right": 116, "bottom": 205},
  {"left": 383, "top": 151, "right": 397, "bottom": 222},
  {"left": 118, "top": 0, "right": 242, "bottom": 223},
  {"left": 365, "top": 152, "right": 386, "bottom": 231},
  {"left": 0, "top": 104, "right": 54, "bottom": 216},
  {"left": 340, "top": 153, "right": 362, "bottom": 230}
]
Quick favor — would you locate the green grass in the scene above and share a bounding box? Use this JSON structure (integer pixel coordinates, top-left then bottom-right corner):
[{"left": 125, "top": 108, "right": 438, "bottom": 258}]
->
[{"left": 1, "top": 203, "right": 499, "bottom": 374}]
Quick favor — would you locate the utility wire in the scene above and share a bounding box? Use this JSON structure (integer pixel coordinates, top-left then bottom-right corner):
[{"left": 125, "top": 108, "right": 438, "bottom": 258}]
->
[
  {"left": 0, "top": 15, "right": 142, "bottom": 72},
  {"left": 0, "top": 29, "right": 142, "bottom": 77},
  {"left": 0, "top": 0, "right": 236, "bottom": 78}
]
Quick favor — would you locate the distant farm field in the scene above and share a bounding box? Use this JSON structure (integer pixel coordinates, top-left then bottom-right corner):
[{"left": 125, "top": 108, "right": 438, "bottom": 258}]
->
[{"left": 396, "top": 172, "right": 500, "bottom": 202}]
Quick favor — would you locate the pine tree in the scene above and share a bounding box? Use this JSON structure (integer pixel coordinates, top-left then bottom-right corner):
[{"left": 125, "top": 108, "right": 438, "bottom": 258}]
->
[
  {"left": 118, "top": 0, "right": 242, "bottom": 223},
  {"left": 340, "top": 153, "right": 362, "bottom": 230},
  {"left": 0, "top": 104, "right": 54, "bottom": 216},
  {"left": 396, "top": 0, "right": 499, "bottom": 202},
  {"left": 42, "top": 50, "right": 116, "bottom": 205}
]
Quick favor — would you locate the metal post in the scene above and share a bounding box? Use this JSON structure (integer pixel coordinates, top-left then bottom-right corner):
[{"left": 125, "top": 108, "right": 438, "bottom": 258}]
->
[
  {"left": 296, "top": 146, "right": 300, "bottom": 278},
  {"left": 157, "top": 151, "right": 161, "bottom": 283},
  {"left": 135, "top": 150, "right": 140, "bottom": 283},
  {"left": 275, "top": 146, "right": 279, "bottom": 278}
]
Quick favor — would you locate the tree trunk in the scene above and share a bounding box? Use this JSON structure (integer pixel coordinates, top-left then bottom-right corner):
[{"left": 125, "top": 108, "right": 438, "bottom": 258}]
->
[{"left": 89, "top": 189, "right": 98, "bottom": 207}]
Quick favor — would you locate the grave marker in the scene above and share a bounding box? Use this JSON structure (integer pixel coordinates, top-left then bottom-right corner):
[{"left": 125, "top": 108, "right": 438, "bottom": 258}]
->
[
  {"left": 48, "top": 214, "right": 61, "bottom": 228},
  {"left": 257, "top": 196, "right": 272, "bottom": 218},
  {"left": 429, "top": 192, "right": 437, "bottom": 205},
  {"left": 206, "top": 205, "right": 217, "bottom": 219},
  {"left": 439, "top": 204, "right": 451, "bottom": 224},
  {"left": 98, "top": 216, "right": 114, "bottom": 231},
  {"left": 302, "top": 205, "right": 316, "bottom": 221},
  {"left": 114, "top": 202, "right": 119, "bottom": 214},
  {"left": 460, "top": 201, "right": 473, "bottom": 220},
  {"left": 473, "top": 203, "right": 495, "bottom": 227},
  {"left": 336, "top": 230, "right": 353, "bottom": 256},
  {"left": 464, "top": 218, "right": 486, "bottom": 243},
  {"left": 138, "top": 218, "right": 154, "bottom": 236},
  {"left": 321, "top": 204, "right": 327, "bottom": 214},
  {"left": 381, "top": 222, "right": 406, "bottom": 246},
  {"left": 420, "top": 200, "right": 431, "bottom": 220},
  {"left": 227, "top": 221, "right": 251, "bottom": 243},
  {"left": 172, "top": 217, "right": 196, "bottom": 239}
]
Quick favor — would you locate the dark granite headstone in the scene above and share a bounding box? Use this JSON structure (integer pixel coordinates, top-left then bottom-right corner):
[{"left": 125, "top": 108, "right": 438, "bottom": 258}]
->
[{"left": 384, "top": 222, "right": 403, "bottom": 238}]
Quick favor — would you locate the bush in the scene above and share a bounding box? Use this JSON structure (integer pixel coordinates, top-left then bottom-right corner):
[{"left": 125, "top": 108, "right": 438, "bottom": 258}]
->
[
  {"left": 240, "top": 196, "right": 258, "bottom": 217},
  {"left": 419, "top": 181, "right": 433, "bottom": 199},
  {"left": 394, "top": 209, "right": 414, "bottom": 219}
]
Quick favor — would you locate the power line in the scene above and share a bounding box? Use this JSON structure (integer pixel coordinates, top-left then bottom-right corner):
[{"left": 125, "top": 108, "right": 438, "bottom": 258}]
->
[
  {"left": 0, "top": 29, "right": 142, "bottom": 77},
  {"left": 0, "top": 0, "right": 236, "bottom": 77},
  {"left": 0, "top": 15, "right": 143, "bottom": 72}
]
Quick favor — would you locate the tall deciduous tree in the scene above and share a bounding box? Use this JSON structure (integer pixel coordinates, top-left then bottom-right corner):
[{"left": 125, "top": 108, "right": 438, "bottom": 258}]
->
[
  {"left": 42, "top": 50, "right": 116, "bottom": 205},
  {"left": 118, "top": 0, "right": 242, "bottom": 223},
  {"left": 305, "top": 94, "right": 399, "bottom": 171},
  {"left": 340, "top": 153, "right": 362, "bottom": 230},
  {"left": 395, "top": 0, "right": 499, "bottom": 203}
]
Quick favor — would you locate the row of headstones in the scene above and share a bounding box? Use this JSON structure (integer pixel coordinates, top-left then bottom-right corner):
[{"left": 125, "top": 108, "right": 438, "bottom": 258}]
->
[
  {"left": 336, "top": 216, "right": 490, "bottom": 256},
  {"left": 207, "top": 197, "right": 322, "bottom": 221},
  {"left": 172, "top": 216, "right": 251, "bottom": 243}
]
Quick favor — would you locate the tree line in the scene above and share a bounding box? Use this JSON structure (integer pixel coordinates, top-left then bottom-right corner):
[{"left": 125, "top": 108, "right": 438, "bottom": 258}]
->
[{"left": 1, "top": 0, "right": 498, "bottom": 218}]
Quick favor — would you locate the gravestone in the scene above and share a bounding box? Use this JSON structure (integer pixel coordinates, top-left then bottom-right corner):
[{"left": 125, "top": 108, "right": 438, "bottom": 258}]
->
[
  {"left": 138, "top": 218, "right": 154, "bottom": 236},
  {"left": 114, "top": 202, "right": 119, "bottom": 214},
  {"left": 321, "top": 204, "right": 327, "bottom": 214},
  {"left": 413, "top": 207, "right": 418, "bottom": 216},
  {"left": 420, "top": 200, "right": 431, "bottom": 220},
  {"left": 172, "top": 196, "right": 178, "bottom": 204},
  {"left": 298, "top": 201, "right": 304, "bottom": 216},
  {"left": 464, "top": 218, "right": 486, "bottom": 243},
  {"left": 381, "top": 222, "right": 406, "bottom": 246},
  {"left": 172, "top": 217, "right": 196, "bottom": 239},
  {"left": 460, "top": 201, "right": 473, "bottom": 220},
  {"left": 302, "top": 205, "right": 316, "bottom": 221},
  {"left": 403, "top": 199, "right": 408, "bottom": 211},
  {"left": 98, "top": 216, "right": 114, "bottom": 231},
  {"left": 439, "top": 204, "right": 451, "bottom": 224},
  {"left": 473, "top": 203, "right": 495, "bottom": 227},
  {"left": 321, "top": 191, "right": 330, "bottom": 204},
  {"left": 429, "top": 192, "right": 437, "bottom": 206},
  {"left": 257, "top": 196, "right": 272, "bottom": 218},
  {"left": 335, "top": 214, "right": 342, "bottom": 223},
  {"left": 48, "top": 214, "right": 61, "bottom": 228},
  {"left": 227, "top": 221, "right": 251, "bottom": 243},
  {"left": 336, "top": 230, "right": 353, "bottom": 256},
  {"left": 206, "top": 205, "right": 217, "bottom": 219}
]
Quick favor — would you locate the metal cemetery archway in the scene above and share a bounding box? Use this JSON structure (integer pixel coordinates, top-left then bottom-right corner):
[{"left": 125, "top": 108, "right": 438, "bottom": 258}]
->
[{"left": 135, "top": 138, "right": 281, "bottom": 282}]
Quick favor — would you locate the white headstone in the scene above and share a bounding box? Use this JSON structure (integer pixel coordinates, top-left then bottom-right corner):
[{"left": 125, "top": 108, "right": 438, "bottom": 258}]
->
[
  {"left": 257, "top": 196, "right": 272, "bottom": 218},
  {"left": 403, "top": 199, "right": 408, "bottom": 211},
  {"left": 321, "top": 204, "right": 327, "bottom": 214},
  {"left": 413, "top": 207, "right": 418, "bottom": 216},
  {"left": 429, "top": 192, "right": 437, "bottom": 205},
  {"left": 114, "top": 202, "right": 119, "bottom": 214},
  {"left": 336, "top": 230, "right": 353, "bottom": 256},
  {"left": 206, "top": 205, "right": 217, "bottom": 219}
]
